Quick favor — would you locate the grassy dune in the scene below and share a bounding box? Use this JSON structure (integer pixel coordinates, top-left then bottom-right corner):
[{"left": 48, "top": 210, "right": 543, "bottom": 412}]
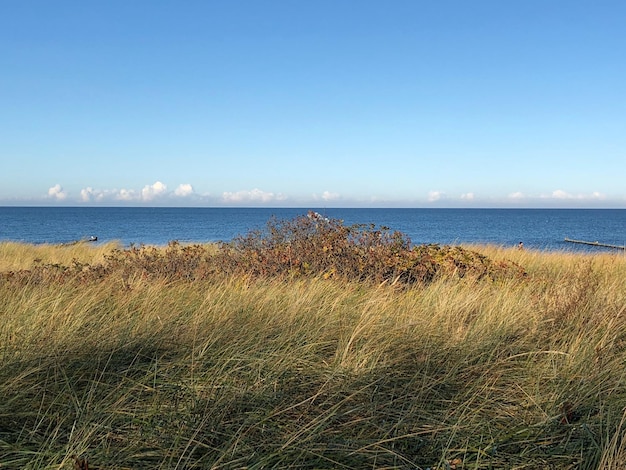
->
[
  {"left": 1, "top": 222, "right": 626, "bottom": 469},
  {"left": 0, "top": 240, "right": 121, "bottom": 272}
]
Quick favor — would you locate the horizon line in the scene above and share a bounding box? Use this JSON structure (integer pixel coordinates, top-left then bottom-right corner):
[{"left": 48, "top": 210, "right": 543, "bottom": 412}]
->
[{"left": 1, "top": 205, "right": 626, "bottom": 210}]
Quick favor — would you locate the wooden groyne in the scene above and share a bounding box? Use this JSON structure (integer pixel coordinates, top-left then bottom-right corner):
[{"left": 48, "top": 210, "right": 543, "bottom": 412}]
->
[{"left": 564, "top": 237, "right": 625, "bottom": 250}]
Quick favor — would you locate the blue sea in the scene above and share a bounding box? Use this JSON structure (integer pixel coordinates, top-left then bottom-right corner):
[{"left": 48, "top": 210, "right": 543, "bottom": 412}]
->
[{"left": 1, "top": 207, "right": 625, "bottom": 252}]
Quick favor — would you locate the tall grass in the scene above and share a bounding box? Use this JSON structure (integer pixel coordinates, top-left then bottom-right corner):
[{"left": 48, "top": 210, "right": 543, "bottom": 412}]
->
[
  {"left": 0, "top": 241, "right": 121, "bottom": 272},
  {"left": 1, "top": 219, "right": 626, "bottom": 469}
]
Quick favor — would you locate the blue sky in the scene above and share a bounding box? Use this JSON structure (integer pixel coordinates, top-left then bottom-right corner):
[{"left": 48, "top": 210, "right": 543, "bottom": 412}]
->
[{"left": 1, "top": 1, "right": 625, "bottom": 207}]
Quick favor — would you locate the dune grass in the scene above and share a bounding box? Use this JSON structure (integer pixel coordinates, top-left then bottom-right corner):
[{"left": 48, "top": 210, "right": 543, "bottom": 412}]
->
[
  {"left": 0, "top": 241, "right": 122, "bottom": 272},
  {"left": 1, "top": 224, "right": 626, "bottom": 468}
]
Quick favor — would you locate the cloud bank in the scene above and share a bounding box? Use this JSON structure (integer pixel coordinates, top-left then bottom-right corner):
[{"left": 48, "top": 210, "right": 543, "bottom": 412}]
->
[
  {"left": 221, "top": 188, "right": 286, "bottom": 204},
  {"left": 29, "top": 183, "right": 621, "bottom": 207},
  {"left": 76, "top": 181, "right": 195, "bottom": 203},
  {"left": 45, "top": 183, "right": 289, "bottom": 206},
  {"left": 504, "top": 190, "right": 606, "bottom": 205},
  {"left": 548, "top": 189, "right": 605, "bottom": 201}
]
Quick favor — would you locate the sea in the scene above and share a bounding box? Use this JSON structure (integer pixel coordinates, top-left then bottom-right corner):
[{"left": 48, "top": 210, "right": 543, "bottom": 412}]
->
[{"left": 1, "top": 207, "right": 625, "bottom": 253}]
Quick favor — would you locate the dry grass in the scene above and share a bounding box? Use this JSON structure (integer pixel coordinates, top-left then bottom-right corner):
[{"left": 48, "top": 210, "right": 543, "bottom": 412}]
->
[
  {"left": 1, "top": 223, "right": 626, "bottom": 469},
  {"left": 0, "top": 241, "right": 122, "bottom": 272}
]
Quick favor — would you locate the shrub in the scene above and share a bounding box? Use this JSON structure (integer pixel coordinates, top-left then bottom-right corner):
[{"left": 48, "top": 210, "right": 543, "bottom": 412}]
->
[
  {"left": 215, "top": 213, "right": 525, "bottom": 284},
  {"left": 0, "top": 214, "right": 525, "bottom": 287}
]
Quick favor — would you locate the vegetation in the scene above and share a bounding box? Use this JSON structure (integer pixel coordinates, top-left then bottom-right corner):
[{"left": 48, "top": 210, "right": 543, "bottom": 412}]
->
[
  {"left": 1, "top": 215, "right": 625, "bottom": 469},
  {"left": 0, "top": 240, "right": 120, "bottom": 272}
]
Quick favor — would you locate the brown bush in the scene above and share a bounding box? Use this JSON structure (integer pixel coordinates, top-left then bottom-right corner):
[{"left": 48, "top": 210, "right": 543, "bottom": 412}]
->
[
  {"left": 215, "top": 213, "right": 525, "bottom": 284},
  {"left": 1, "top": 214, "right": 525, "bottom": 287}
]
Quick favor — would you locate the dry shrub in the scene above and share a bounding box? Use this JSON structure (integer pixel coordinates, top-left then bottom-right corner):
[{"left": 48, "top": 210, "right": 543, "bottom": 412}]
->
[
  {"left": 216, "top": 213, "right": 525, "bottom": 284},
  {"left": 1, "top": 214, "right": 524, "bottom": 287}
]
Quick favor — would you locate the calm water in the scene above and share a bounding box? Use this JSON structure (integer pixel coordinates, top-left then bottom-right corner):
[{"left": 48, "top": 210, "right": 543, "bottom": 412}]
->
[{"left": 1, "top": 207, "right": 625, "bottom": 252}]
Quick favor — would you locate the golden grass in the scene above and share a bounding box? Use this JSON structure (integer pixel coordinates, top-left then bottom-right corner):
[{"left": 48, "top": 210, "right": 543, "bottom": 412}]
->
[
  {"left": 1, "top": 242, "right": 626, "bottom": 468},
  {"left": 0, "top": 241, "right": 122, "bottom": 272}
]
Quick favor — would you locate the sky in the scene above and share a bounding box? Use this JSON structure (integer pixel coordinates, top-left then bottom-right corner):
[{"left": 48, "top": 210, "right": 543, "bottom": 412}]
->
[{"left": 1, "top": 1, "right": 625, "bottom": 208}]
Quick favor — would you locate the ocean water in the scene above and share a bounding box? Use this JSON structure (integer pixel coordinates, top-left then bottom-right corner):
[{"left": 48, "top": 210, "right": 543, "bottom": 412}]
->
[{"left": 1, "top": 207, "right": 625, "bottom": 252}]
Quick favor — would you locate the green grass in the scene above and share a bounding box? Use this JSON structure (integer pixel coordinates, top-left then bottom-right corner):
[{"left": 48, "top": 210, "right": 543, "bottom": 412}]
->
[{"left": 1, "top": 221, "right": 626, "bottom": 469}]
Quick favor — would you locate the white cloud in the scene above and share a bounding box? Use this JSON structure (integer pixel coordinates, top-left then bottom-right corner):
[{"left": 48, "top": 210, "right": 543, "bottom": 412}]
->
[
  {"left": 81, "top": 187, "right": 118, "bottom": 202},
  {"left": 320, "top": 191, "right": 340, "bottom": 201},
  {"left": 80, "top": 187, "right": 94, "bottom": 202},
  {"left": 76, "top": 181, "right": 201, "bottom": 203},
  {"left": 427, "top": 190, "right": 445, "bottom": 202},
  {"left": 503, "top": 190, "right": 607, "bottom": 205},
  {"left": 116, "top": 188, "right": 137, "bottom": 201},
  {"left": 80, "top": 187, "right": 106, "bottom": 202},
  {"left": 549, "top": 189, "right": 605, "bottom": 200},
  {"left": 45, "top": 182, "right": 615, "bottom": 207},
  {"left": 141, "top": 181, "right": 167, "bottom": 201},
  {"left": 551, "top": 189, "right": 569, "bottom": 199},
  {"left": 174, "top": 183, "right": 194, "bottom": 197},
  {"left": 222, "top": 188, "right": 286, "bottom": 203},
  {"left": 47, "top": 184, "right": 67, "bottom": 200}
]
